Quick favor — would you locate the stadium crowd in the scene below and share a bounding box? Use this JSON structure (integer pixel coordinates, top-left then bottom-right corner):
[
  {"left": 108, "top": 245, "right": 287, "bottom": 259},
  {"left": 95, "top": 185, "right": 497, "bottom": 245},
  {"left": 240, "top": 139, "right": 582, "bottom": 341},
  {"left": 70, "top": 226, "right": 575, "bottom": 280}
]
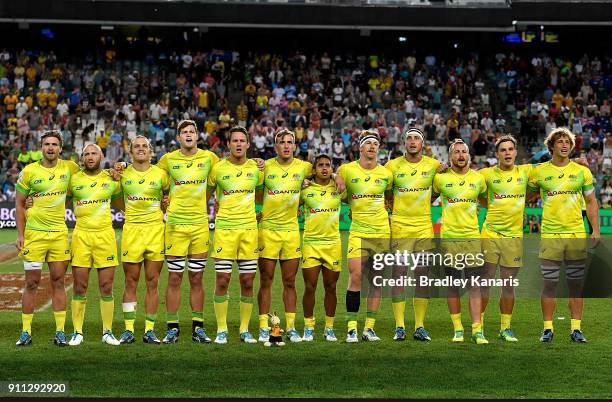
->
[{"left": 0, "top": 47, "right": 610, "bottom": 204}]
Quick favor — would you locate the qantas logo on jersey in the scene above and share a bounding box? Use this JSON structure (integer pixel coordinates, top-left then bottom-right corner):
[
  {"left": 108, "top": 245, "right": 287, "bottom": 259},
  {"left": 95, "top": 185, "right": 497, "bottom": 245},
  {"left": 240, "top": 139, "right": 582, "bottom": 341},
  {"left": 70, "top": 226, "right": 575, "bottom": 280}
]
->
[
  {"left": 546, "top": 190, "right": 580, "bottom": 197},
  {"left": 32, "top": 190, "right": 67, "bottom": 198},
  {"left": 493, "top": 193, "right": 524, "bottom": 200},
  {"left": 267, "top": 189, "right": 300, "bottom": 195},
  {"left": 127, "top": 195, "right": 160, "bottom": 201},
  {"left": 223, "top": 189, "right": 254, "bottom": 195},
  {"left": 309, "top": 207, "right": 339, "bottom": 213},
  {"left": 397, "top": 187, "right": 429, "bottom": 193},
  {"left": 76, "top": 199, "right": 109, "bottom": 206},
  {"left": 447, "top": 197, "right": 477, "bottom": 204},
  {"left": 352, "top": 194, "right": 383, "bottom": 199},
  {"left": 174, "top": 179, "right": 206, "bottom": 185}
]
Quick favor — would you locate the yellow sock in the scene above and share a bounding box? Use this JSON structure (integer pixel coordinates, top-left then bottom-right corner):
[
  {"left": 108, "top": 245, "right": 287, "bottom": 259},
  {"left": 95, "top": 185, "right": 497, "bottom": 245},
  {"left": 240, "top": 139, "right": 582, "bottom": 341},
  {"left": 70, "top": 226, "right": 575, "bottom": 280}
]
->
[
  {"left": 122, "top": 302, "right": 136, "bottom": 332},
  {"left": 325, "top": 315, "right": 335, "bottom": 329},
  {"left": 285, "top": 312, "right": 296, "bottom": 330},
  {"left": 571, "top": 319, "right": 581, "bottom": 332},
  {"left": 413, "top": 297, "right": 429, "bottom": 330},
  {"left": 500, "top": 313, "right": 512, "bottom": 331},
  {"left": 347, "top": 312, "right": 357, "bottom": 332},
  {"left": 53, "top": 311, "right": 66, "bottom": 332},
  {"left": 543, "top": 320, "right": 554, "bottom": 331},
  {"left": 239, "top": 296, "right": 253, "bottom": 333},
  {"left": 451, "top": 313, "right": 463, "bottom": 332},
  {"left": 472, "top": 322, "right": 482, "bottom": 335},
  {"left": 22, "top": 313, "right": 33, "bottom": 334},
  {"left": 100, "top": 296, "right": 115, "bottom": 333},
  {"left": 304, "top": 316, "right": 315, "bottom": 328},
  {"left": 145, "top": 315, "right": 156, "bottom": 332},
  {"left": 391, "top": 300, "right": 406, "bottom": 328},
  {"left": 259, "top": 314, "right": 269, "bottom": 329},
  {"left": 365, "top": 311, "right": 376, "bottom": 330},
  {"left": 71, "top": 296, "right": 87, "bottom": 334},
  {"left": 214, "top": 295, "right": 229, "bottom": 333}
]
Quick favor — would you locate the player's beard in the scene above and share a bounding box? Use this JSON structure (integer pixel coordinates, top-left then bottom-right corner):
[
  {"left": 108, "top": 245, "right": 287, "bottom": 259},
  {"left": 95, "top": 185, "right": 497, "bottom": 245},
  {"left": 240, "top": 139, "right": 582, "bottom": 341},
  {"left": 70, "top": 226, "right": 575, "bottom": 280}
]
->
[{"left": 84, "top": 160, "right": 101, "bottom": 173}]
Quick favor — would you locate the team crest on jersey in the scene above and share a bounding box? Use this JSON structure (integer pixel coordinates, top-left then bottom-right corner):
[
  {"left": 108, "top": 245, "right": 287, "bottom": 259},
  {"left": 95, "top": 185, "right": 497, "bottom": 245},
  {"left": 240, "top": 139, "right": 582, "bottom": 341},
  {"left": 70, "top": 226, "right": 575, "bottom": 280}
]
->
[
  {"left": 421, "top": 171, "right": 430, "bottom": 177},
  {"left": 198, "top": 163, "right": 204, "bottom": 168},
  {"left": 60, "top": 175, "right": 67, "bottom": 180},
  {"left": 469, "top": 183, "right": 476, "bottom": 189},
  {"left": 351, "top": 178, "right": 359, "bottom": 183},
  {"left": 292, "top": 173, "right": 301, "bottom": 180},
  {"left": 246, "top": 172, "right": 254, "bottom": 178},
  {"left": 569, "top": 174, "right": 577, "bottom": 180},
  {"left": 149, "top": 181, "right": 156, "bottom": 186},
  {"left": 375, "top": 178, "right": 382, "bottom": 185},
  {"left": 102, "top": 183, "right": 110, "bottom": 188},
  {"left": 517, "top": 178, "right": 524, "bottom": 183}
]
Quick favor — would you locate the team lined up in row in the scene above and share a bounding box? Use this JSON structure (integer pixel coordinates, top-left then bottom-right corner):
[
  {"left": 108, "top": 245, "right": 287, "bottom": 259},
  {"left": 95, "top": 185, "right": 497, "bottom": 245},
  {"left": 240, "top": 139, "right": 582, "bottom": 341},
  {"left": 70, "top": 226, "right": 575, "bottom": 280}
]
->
[{"left": 14, "top": 120, "right": 598, "bottom": 347}]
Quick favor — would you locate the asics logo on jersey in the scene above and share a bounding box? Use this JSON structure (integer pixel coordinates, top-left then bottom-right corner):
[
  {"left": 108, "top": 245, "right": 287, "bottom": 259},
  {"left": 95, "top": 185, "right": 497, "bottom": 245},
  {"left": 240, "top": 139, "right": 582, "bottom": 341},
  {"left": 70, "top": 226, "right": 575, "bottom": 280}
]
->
[
  {"left": 493, "top": 193, "right": 524, "bottom": 200},
  {"left": 216, "top": 247, "right": 222, "bottom": 253},
  {"left": 282, "top": 172, "right": 289, "bottom": 178},
  {"left": 558, "top": 173, "right": 565, "bottom": 178},
  {"left": 90, "top": 182, "right": 97, "bottom": 187},
  {"left": 123, "top": 251, "right": 128, "bottom": 256},
  {"left": 166, "top": 245, "right": 172, "bottom": 250},
  {"left": 236, "top": 172, "right": 243, "bottom": 177},
  {"left": 139, "top": 179, "right": 145, "bottom": 184},
  {"left": 365, "top": 176, "right": 371, "bottom": 182},
  {"left": 48, "top": 174, "right": 55, "bottom": 180},
  {"left": 186, "top": 162, "right": 193, "bottom": 168},
  {"left": 352, "top": 194, "right": 383, "bottom": 199},
  {"left": 174, "top": 179, "right": 206, "bottom": 185},
  {"left": 320, "top": 191, "right": 327, "bottom": 196},
  {"left": 411, "top": 170, "right": 417, "bottom": 176},
  {"left": 459, "top": 180, "right": 465, "bottom": 186},
  {"left": 507, "top": 177, "right": 513, "bottom": 182},
  {"left": 546, "top": 190, "right": 579, "bottom": 197},
  {"left": 267, "top": 189, "right": 299, "bottom": 195},
  {"left": 22, "top": 249, "right": 29, "bottom": 255}
]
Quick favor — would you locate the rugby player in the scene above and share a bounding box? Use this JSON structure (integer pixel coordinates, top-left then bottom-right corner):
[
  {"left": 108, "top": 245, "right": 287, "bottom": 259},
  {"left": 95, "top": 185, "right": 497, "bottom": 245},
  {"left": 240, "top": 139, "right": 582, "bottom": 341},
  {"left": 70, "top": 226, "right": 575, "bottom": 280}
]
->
[
  {"left": 67, "top": 143, "right": 123, "bottom": 346},
  {"left": 385, "top": 128, "right": 443, "bottom": 342},
  {"left": 527, "top": 127, "right": 599, "bottom": 343},
  {"left": 338, "top": 129, "right": 393, "bottom": 343},
  {"left": 118, "top": 136, "right": 169, "bottom": 344},
  {"left": 15, "top": 130, "right": 80, "bottom": 346},
  {"left": 256, "top": 128, "right": 344, "bottom": 343},
  {"left": 156, "top": 120, "right": 218, "bottom": 344},
  {"left": 432, "top": 139, "right": 488, "bottom": 345},
  {"left": 207, "top": 126, "right": 263, "bottom": 344},
  {"left": 300, "top": 154, "right": 342, "bottom": 342}
]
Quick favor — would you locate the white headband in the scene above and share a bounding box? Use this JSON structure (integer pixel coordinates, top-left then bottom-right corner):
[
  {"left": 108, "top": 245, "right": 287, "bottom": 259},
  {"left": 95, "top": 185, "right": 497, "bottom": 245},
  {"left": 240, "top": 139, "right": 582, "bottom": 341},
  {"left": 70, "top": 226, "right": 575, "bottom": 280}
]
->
[
  {"left": 359, "top": 134, "right": 380, "bottom": 147},
  {"left": 404, "top": 128, "right": 424, "bottom": 141}
]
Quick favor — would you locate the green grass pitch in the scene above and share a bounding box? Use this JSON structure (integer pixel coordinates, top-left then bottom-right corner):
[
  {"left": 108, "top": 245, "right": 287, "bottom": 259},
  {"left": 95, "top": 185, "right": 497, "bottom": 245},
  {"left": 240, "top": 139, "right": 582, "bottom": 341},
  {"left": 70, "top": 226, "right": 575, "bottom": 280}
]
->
[{"left": 0, "top": 229, "right": 611, "bottom": 398}]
